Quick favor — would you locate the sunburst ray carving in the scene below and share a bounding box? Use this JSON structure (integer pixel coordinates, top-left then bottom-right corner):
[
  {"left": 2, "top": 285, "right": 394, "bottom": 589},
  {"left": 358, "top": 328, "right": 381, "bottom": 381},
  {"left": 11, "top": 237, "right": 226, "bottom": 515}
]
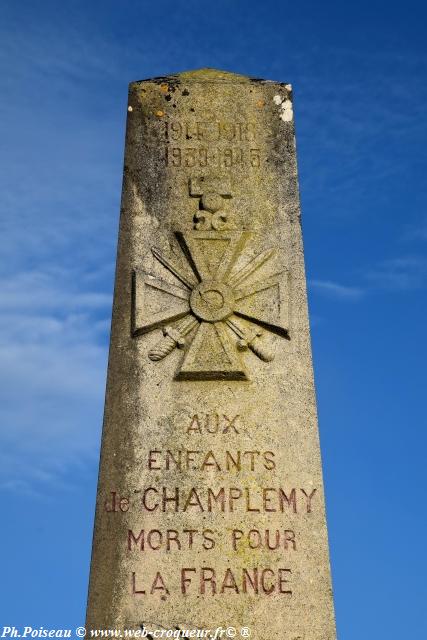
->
[{"left": 132, "top": 230, "right": 290, "bottom": 380}]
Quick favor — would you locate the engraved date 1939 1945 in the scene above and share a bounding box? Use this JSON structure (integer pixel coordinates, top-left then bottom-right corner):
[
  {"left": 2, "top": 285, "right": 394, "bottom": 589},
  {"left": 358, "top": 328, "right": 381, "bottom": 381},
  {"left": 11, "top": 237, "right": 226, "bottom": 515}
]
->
[
  {"left": 160, "top": 120, "right": 264, "bottom": 170},
  {"left": 164, "top": 147, "right": 262, "bottom": 169}
]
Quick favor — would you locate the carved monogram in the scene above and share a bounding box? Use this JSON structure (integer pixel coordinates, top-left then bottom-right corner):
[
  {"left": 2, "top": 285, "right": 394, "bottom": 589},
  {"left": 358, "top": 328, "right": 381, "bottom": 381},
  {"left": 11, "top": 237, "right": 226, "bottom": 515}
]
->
[{"left": 132, "top": 178, "right": 290, "bottom": 380}]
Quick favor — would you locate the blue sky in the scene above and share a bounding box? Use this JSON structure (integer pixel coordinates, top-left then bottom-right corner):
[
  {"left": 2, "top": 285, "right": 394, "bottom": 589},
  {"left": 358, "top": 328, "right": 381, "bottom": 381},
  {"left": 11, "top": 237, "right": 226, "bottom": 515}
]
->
[{"left": 1, "top": 0, "right": 427, "bottom": 636}]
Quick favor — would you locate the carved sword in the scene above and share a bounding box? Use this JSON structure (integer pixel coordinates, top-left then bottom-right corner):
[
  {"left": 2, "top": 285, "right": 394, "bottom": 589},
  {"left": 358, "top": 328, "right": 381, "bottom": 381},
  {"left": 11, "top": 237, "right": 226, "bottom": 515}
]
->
[
  {"left": 148, "top": 315, "right": 198, "bottom": 361},
  {"left": 225, "top": 317, "right": 275, "bottom": 362}
]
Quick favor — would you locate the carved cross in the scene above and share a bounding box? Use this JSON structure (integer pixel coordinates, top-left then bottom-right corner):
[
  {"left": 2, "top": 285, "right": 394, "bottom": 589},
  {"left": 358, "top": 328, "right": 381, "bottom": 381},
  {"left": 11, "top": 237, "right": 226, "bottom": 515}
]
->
[{"left": 132, "top": 228, "right": 290, "bottom": 381}]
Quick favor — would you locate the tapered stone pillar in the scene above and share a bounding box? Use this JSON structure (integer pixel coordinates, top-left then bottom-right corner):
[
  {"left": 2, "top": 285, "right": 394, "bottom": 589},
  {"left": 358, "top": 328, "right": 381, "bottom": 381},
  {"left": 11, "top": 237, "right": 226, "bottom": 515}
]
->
[{"left": 86, "top": 68, "right": 337, "bottom": 639}]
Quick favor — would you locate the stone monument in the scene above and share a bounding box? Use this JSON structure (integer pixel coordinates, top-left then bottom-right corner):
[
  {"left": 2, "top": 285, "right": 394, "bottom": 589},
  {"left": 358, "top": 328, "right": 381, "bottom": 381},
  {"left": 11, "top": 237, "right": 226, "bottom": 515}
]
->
[{"left": 86, "top": 68, "right": 337, "bottom": 639}]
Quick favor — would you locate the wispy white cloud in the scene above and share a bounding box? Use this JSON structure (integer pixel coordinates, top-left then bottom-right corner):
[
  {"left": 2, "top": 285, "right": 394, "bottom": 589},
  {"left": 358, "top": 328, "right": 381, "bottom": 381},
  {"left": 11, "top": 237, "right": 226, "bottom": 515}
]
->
[
  {"left": 291, "top": 47, "right": 427, "bottom": 219},
  {"left": 0, "top": 18, "right": 126, "bottom": 494},
  {"left": 0, "top": 270, "right": 112, "bottom": 313},
  {"left": 364, "top": 255, "right": 427, "bottom": 291},
  {"left": 1, "top": 8, "right": 427, "bottom": 496},
  {"left": 310, "top": 279, "right": 365, "bottom": 300},
  {"left": 402, "top": 217, "right": 427, "bottom": 242},
  {"left": 311, "top": 253, "right": 427, "bottom": 300},
  {"left": 0, "top": 269, "right": 110, "bottom": 492}
]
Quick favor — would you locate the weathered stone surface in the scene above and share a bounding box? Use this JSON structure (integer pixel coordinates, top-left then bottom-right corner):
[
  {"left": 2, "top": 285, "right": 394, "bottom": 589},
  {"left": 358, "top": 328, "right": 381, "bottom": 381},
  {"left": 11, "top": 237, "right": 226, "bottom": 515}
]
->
[{"left": 86, "top": 68, "right": 337, "bottom": 639}]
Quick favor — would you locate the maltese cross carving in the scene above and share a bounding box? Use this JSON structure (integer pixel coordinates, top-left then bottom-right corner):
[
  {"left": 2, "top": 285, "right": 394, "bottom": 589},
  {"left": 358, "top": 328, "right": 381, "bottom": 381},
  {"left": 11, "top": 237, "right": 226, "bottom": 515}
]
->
[
  {"left": 132, "top": 232, "right": 290, "bottom": 380},
  {"left": 132, "top": 181, "right": 290, "bottom": 380}
]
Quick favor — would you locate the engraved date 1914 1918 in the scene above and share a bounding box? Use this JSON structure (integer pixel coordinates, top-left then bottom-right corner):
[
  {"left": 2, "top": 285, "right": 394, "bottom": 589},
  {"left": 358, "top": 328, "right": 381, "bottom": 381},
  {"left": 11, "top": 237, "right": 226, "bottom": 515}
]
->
[
  {"left": 164, "top": 146, "right": 262, "bottom": 169},
  {"left": 164, "top": 120, "right": 257, "bottom": 143}
]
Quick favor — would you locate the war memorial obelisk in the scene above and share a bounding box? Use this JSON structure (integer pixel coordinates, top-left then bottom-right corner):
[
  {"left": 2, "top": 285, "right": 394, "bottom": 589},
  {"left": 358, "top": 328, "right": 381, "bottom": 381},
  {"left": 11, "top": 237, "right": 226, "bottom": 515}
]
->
[{"left": 86, "top": 68, "right": 337, "bottom": 639}]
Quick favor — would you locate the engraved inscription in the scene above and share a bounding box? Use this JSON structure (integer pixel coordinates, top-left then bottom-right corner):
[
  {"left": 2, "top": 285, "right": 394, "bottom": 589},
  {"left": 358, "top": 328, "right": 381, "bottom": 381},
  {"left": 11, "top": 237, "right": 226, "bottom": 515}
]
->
[
  {"left": 155, "top": 120, "right": 263, "bottom": 171},
  {"left": 164, "top": 120, "right": 257, "bottom": 142},
  {"left": 186, "top": 413, "right": 241, "bottom": 434},
  {"left": 164, "top": 147, "right": 262, "bottom": 170},
  {"left": 102, "top": 412, "right": 320, "bottom": 601},
  {"left": 104, "top": 487, "right": 316, "bottom": 515}
]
